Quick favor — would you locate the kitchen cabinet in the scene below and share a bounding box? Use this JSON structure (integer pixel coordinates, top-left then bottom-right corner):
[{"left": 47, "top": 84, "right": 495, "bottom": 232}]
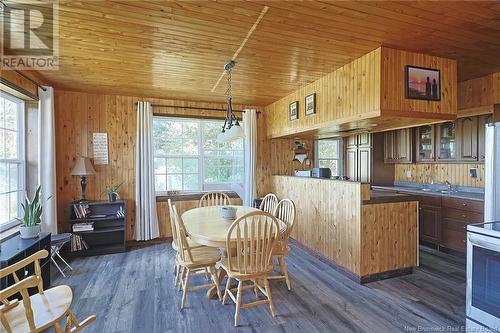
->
[
  {"left": 478, "top": 113, "right": 493, "bottom": 162},
  {"left": 419, "top": 204, "right": 441, "bottom": 244},
  {"left": 345, "top": 134, "right": 371, "bottom": 182},
  {"left": 436, "top": 121, "right": 457, "bottom": 161},
  {"left": 384, "top": 129, "right": 412, "bottom": 163},
  {"left": 416, "top": 125, "right": 435, "bottom": 162},
  {"left": 457, "top": 116, "right": 478, "bottom": 161}
]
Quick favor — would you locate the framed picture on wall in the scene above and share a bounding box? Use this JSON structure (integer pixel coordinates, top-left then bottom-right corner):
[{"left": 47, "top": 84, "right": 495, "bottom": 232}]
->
[
  {"left": 289, "top": 101, "right": 298, "bottom": 120},
  {"left": 305, "top": 93, "right": 316, "bottom": 116},
  {"left": 405, "top": 65, "right": 441, "bottom": 101}
]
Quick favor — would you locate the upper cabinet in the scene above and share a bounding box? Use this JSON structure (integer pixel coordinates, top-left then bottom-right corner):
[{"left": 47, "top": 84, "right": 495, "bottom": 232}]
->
[
  {"left": 436, "top": 122, "right": 457, "bottom": 161},
  {"left": 416, "top": 125, "right": 435, "bottom": 162},
  {"left": 384, "top": 129, "right": 412, "bottom": 163},
  {"left": 457, "top": 117, "right": 478, "bottom": 161}
]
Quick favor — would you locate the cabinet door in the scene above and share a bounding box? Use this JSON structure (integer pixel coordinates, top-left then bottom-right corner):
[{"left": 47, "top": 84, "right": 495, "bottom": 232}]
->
[
  {"left": 458, "top": 116, "right": 478, "bottom": 161},
  {"left": 358, "top": 133, "right": 371, "bottom": 147},
  {"left": 478, "top": 113, "right": 493, "bottom": 162},
  {"left": 436, "top": 121, "right": 457, "bottom": 161},
  {"left": 346, "top": 148, "right": 358, "bottom": 181},
  {"left": 396, "top": 128, "right": 412, "bottom": 163},
  {"left": 416, "top": 125, "right": 435, "bottom": 162},
  {"left": 346, "top": 135, "right": 358, "bottom": 149},
  {"left": 419, "top": 204, "right": 441, "bottom": 244},
  {"left": 384, "top": 131, "right": 396, "bottom": 163},
  {"left": 358, "top": 147, "right": 371, "bottom": 183}
]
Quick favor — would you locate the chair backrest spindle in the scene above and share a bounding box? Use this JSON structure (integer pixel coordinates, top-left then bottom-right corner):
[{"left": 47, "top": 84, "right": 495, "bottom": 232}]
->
[
  {"left": 199, "top": 191, "right": 230, "bottom": 207},
  {"left": 259, "top": 193, "right": 278, "bottom": 214}
]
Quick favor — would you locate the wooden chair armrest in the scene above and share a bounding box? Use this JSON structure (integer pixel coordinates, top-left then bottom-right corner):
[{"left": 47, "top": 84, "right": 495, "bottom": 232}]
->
[
  {"left": 0, "top": 250, "right": 49, "bottom": 279},
  {"left": 0, "top": 276, "right": 40, "bottom": 300}
]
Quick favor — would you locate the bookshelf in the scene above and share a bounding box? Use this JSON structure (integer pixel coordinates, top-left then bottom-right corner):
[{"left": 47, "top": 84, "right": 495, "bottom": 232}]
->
[{"left": 69, "top": 200, "right": 127, "bottom": 256}]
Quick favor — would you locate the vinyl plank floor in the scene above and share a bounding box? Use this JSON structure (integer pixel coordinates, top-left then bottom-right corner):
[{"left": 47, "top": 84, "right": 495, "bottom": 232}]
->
[{"left": 52, "top": 243, "right": 466, "bottom": 333}]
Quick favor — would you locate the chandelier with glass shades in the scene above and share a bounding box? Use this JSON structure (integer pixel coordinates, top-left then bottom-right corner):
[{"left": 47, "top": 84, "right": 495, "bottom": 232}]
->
[{"left": 217, "top": 60, "right": 245, "bottom": 143}]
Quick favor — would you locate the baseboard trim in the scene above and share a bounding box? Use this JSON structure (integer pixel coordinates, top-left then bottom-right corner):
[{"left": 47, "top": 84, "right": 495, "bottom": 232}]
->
[{"left": 127, "top": 237, "right": 172, "bottom": 248}]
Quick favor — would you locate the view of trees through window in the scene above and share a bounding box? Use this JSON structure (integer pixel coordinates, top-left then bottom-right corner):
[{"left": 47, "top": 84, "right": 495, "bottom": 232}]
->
[
  {"left": 315, "top": 138, "right": 342, "bottom": 176},
  {"left": 153, "top": 117, "right": 244, "bottom": 192},
  {"left": 0, "top": 93, "right": 25, "bottom": 230}
]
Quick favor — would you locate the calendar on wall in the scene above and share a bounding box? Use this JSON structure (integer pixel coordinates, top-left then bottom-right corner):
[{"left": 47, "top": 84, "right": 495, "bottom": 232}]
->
[{"left": 92, "top": 132, "right": 109, "bottom": 165}]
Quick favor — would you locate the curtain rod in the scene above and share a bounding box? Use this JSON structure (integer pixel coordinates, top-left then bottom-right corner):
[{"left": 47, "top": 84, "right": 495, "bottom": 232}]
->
[
  {"left": 149, "top": 103, "right": 260, "bottom": 114},
  {"left": 3, "top": 63, "right": 47, "bottom": 91}
]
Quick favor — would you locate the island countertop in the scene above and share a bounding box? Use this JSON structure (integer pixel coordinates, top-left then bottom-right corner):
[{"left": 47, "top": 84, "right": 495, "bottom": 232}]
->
[{"left": 363, "top": 190, "right": 419, "bottom": 205}]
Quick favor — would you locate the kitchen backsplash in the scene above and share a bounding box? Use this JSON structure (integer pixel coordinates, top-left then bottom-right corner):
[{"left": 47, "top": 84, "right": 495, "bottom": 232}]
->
[{"left": 394, "top": 163, "right": 485, "bottom": 188}]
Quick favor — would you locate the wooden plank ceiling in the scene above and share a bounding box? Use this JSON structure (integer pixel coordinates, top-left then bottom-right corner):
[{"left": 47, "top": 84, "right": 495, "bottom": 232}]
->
[{"left": 17, "top": 1, "right": 500, "bottom": 105}]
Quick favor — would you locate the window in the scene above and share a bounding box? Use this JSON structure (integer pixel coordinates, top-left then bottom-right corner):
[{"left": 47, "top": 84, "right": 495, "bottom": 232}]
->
[
  {"left": 315, "top": 138, "right": 342, "bottom": 177},
  {"left": 0, "top": 92, "right": 25, "bottom": 231},
  {"left": 153, "top": 117, "right": 244, "bottom": 192}
]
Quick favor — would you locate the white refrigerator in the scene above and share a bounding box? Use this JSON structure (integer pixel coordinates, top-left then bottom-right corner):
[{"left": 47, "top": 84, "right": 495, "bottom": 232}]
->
[{"left": 484, "top": 122, "right": 500, "bottom": 226}]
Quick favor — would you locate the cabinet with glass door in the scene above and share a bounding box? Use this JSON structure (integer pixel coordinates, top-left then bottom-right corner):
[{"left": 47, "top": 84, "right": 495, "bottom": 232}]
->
[
  {"left": 436, "top": 121, "right": 457, "bottom": 161},
  {"left": 416, "top": 125, "right": 435, "bottom": 162}
]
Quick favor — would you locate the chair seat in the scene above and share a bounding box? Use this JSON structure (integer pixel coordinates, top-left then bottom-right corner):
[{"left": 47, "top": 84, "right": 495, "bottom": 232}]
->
[
  {"left": 2, "top": 285, "right": 72, "bottom": 332},
  {"left": 219, "top": 258, "right": 274, "bottom": 279},
  {"left": 171, "top": 237, "right": 203, "bottom": 252},
  {"left": 178, "top": 247, "right": 221, "bottom": 268}
]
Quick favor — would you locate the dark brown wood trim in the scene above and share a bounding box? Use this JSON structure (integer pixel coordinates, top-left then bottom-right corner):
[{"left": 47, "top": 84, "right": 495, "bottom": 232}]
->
[
  {"left": 381, "top": 109, "right": 456, "bottom": 120},
  {"left": 0, "top": 77, "right": 39, "bottom": 101},
  {"left": 359, "top": 267, "right": 413, "bottom": 284},
  {"left": 156, "top": 191, "right": 240, "bottom": 202},
  {"left": 153, "top": 112, "right": 225, "bottom": 120},
  {"left": 127, "top": 237, "right": 172, "bottom": 248}
]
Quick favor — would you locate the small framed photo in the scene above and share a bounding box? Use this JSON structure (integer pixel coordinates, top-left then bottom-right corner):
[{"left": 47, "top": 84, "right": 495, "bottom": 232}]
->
[
  {"left": 405, "top": 65, "right": 441, "bottom": 101},
  {"left": 305, "top": 93, "right": 316, "bottom": 116},
  {"left": 289, "top": 101, "right": 298, "bottom": 121}
]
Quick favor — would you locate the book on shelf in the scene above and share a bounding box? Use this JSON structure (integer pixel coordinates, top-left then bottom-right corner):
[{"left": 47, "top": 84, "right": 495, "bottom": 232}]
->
[
  {"left": 72, "top": 222, "right": 94, "bottom": 232},
  {"left": 71, "top": 234, "right": 89, "bottom": 251},
  {"left": 72, "top": 203, "right": 91, "bottom": 219}
]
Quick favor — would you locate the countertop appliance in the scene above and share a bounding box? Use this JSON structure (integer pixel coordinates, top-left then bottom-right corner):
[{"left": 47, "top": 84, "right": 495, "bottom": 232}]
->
[
  {"left": 311, "top": 167, "right": 331, "bottom": 179},
  {"left": 294, "top": 170, "right": 311, "bottom": 177},
  {"left": 466, "top": 122, "right": 500, "bottom": 332}
]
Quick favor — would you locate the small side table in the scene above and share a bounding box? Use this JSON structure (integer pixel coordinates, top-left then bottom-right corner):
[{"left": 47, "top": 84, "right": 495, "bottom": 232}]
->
[{"left": 51, "top": 233, "right": 73, "bottom": 277}]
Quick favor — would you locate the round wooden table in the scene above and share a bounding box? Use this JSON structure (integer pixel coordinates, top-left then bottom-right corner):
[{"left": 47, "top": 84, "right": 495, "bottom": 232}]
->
[{"left": 182, "top": 205, "right": 284, "bottom": 299}]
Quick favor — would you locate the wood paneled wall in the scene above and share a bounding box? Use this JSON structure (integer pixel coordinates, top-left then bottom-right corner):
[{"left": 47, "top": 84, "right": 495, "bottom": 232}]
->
[
  {"left": 265, "top": 48, "right": 382, "bottom": 138},
  {"left": 264, "top": 47, "right": 457, "bottom": 139},
  {"left": 380, "top": 47, "right": 457, "bottom": 115},
  {"left": 269, "top": 138, "right": 313, "bottom": 176},
  {"left": 458, "top": 71, "right": 500, "bottom": 116},
  {"left": 54, "top": 90, "right": 262, "bottom": 240},
  {"left": 394, "top": 163, "right": 485, "bottom": 188}
]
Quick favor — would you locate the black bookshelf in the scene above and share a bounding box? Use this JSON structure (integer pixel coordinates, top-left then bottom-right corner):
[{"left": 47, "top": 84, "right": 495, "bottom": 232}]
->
[{"left": 69, "top": 200, "right": 127, "bottom": 256}]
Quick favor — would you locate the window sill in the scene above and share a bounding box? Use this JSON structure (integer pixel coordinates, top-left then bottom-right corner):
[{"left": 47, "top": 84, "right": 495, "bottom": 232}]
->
[
  {"left": 156, "top": 191, "right": 240, "bottom": 202},
  {"left": 0, "top": 225, "right": 20, "bottom": 242}
]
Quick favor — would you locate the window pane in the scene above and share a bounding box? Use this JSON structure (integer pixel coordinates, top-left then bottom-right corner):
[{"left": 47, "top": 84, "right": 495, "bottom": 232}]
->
[
  {"left": 4, "top": 101, "right": 18, "bottom": 130},
  {"left": 9, "top": 163, "right": 18, "bottom": 192},
  {"left": 318, "top": 140, "right": 339, "bottom": 159},
  {"left": 166, "top": 158, "right": 182, "bottom": 173},
  {"left": 155, "top": 175, "right": 167, "bottom": 192},
  {"left": 0, "top": 162, "right": 7, "bottom": 194},
  {"left": 181, "top": 139, "right": 198, "bottom": 155},
  {"left": 183, "top": 158, "right": 198, "bottom": 173},
  {"left": 0, "top": 129, "right": 4, "bottom": 159},
  {"left": 167, "top": 175, "right": 182, "bottom": 191},
  {"left": 154, "top": 158, "right": 166, "bottom": 174},
  {"left": 319, "top": 159, "right": 339, "bottom": 176},
  {"left": 4, "top": 130, "right": 18, "bottom": 159},
  {"left": 0, "top": 194, "right": 9, "bottom": 224},
  {"left": 183, "top": 174, "right": 199, "bottom": 191},
  {"left": 9, "top": 192, "right": 19, "bottom": 221}
]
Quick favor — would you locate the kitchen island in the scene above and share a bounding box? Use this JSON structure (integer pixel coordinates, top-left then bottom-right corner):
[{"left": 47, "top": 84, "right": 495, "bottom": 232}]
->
[{"left": 269, "top": 175, "right": 418, "bottom": 283}]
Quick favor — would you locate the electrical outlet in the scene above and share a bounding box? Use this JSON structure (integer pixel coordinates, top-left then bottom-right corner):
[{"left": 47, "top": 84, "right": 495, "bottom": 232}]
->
[
  {"left": 405, "top": 170, "right": 412, "bottom": 178},
  {"left": 469, "top": 168, "right": 477, "bottom": 178}
]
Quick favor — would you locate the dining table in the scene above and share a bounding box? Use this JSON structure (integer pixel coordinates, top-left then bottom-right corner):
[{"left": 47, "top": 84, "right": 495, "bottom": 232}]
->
[{"left": 182, "top": 205, "right": 286, "bottom": 299}]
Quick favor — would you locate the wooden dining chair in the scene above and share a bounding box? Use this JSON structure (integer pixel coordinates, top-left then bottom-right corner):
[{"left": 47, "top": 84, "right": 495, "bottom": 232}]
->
[
  {"left": 220, "top": 211, "right": 280, "bottom": 326},
  {"left": 0, "top": 250, "right": 96, "bottom": 333},
  {"left": 269, "top": 199, "right": 296, "bottom": 290},
  {"left": 171, "top": 205, "right": 222, "bottom": 309},
  {"left": 167, "top": 199, "right": 204, "bottom": 289},
  {"left": 199, "top": 191, "right": 230, "bottom": 207},
  {"left": 259, "top": 193, "right": 279, "bottom": 214}
]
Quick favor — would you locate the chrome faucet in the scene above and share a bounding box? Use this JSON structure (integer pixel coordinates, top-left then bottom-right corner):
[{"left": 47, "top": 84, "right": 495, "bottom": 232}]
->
[{"left": 444, "top": 180, "right": 452, "bottom": 193}]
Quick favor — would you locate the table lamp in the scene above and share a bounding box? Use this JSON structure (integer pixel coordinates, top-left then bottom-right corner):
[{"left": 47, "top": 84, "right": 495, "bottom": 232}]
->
[{"left": 71, "top": 156, "right": 96, "bottom": 202}]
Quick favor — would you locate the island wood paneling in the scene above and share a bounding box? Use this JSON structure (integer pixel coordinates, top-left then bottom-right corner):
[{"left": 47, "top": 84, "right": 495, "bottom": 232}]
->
[
  {"left": 458, "top": 72, "right": 500, "bottom": 116},
  {"left": 264, "top": 47, "right": 457, "bottom": 139},
  {"left": 394, "top": 163, "right": 485, "bottom": 188},
  {"left": 54, "top": 90, "right": 262, "bottom": 240},
  {"left": 361, "top": 201, "right": 418, "bottom": 276}
]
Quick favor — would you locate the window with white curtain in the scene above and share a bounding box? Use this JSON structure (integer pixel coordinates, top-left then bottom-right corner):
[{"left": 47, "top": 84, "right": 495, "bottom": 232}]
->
[
  {"left": 315, "top": 138, "right": 343, "bottom": 177},
  {"left": 0, "top": 92, "right": 26, "bottom": 231},
  {"left": 153, "top": 117, "right": 244, "bottom": 193}
]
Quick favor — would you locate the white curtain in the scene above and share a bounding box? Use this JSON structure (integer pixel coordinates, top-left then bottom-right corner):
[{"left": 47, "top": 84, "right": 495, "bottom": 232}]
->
[
  {"left": 38, "top": 87, "right": 58, "bottom": 234},
  {"left": 243, "top": 109, "right": 257, "bottom": 206},
  {"left": 135, "top": 101, "right": 160, "bottom": 241}
]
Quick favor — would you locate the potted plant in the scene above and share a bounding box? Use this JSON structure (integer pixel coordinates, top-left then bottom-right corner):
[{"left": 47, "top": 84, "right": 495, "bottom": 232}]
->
[
  {"left": 17, "top": 186, "right": 48, "bottom": 239},
  {"left": 105, "top": 182, "right": 123, "bottom": 202}
]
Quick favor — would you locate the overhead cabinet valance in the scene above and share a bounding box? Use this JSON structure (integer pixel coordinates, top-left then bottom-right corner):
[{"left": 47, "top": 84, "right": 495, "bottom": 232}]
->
[{"left": 265, "top": 47, "right": 457, "bottom": 139}]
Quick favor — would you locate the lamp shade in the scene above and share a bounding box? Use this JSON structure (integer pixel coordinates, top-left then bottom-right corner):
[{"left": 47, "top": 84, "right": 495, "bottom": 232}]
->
[
  {"left": 71, "top": 156, "right": 96, "bottom": 176},
  {"left": 226, "top": 124, "right": 245, "bottom": 141}
]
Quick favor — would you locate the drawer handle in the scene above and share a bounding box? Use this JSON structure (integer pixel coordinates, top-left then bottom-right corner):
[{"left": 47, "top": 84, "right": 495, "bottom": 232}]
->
[
  {"left": 462, "top": 203, "right": 467, "bottom": 206},
  {"left": 462, "top": 214, "right": 466, "bottom": 218},
  {"left": 463, "top": 240, "right": 466, "bottom": 243}
]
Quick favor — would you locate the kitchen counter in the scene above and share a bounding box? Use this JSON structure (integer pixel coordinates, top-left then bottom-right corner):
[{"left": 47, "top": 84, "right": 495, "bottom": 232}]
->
[
  {"left": 363, "top": 190, "right": 418, "bottom": 205},
  {"left": 372, "top": 185, "right": 484, "bottom": 201}
]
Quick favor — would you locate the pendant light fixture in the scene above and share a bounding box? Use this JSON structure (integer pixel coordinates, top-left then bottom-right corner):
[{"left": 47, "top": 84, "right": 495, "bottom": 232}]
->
[{"left": 217, "top": 61, "right": 245, "bottom": 143}]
